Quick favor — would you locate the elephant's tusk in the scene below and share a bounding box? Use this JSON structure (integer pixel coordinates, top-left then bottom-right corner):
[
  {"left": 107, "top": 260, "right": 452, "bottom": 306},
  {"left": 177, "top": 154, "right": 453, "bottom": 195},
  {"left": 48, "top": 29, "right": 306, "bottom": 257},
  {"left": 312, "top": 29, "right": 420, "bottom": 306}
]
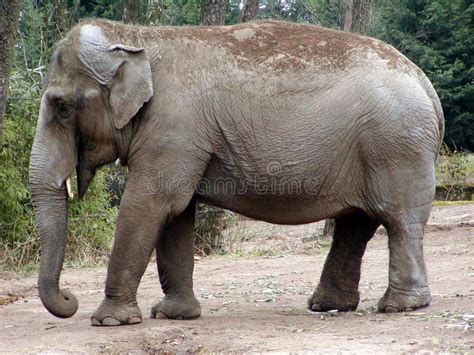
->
[{"left": 66, "top": 176, "right": 74, "bottom": 199}]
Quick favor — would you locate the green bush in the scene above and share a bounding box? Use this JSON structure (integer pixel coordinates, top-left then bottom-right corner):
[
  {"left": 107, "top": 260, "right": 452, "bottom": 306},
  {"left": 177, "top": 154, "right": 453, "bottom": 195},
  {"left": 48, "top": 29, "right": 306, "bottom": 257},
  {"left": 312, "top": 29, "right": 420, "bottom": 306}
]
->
[
  {"left": 0, "top": 69, "right": 117, "bottom": 269},
  {"left": 195, "top": 204, "right": 236, "bottom": 256},
  {"left": 436, "top": 144, "right": 474, "bottom": 201}
]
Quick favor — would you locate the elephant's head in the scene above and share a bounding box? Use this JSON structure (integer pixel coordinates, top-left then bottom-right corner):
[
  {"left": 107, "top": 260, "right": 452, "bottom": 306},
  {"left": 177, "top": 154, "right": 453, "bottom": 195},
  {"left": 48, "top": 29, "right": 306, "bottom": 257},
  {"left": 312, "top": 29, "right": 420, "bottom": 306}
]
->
[{"left": 29, "top": 23, "right": 153, "bottom": 318}]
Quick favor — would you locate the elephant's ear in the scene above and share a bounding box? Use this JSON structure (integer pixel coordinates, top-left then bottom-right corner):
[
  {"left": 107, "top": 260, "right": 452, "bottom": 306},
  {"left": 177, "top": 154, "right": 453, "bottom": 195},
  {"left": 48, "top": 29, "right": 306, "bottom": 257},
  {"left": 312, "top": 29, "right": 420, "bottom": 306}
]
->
[{"left": 107, "top": 44, "right": 153, "bottom": 129}]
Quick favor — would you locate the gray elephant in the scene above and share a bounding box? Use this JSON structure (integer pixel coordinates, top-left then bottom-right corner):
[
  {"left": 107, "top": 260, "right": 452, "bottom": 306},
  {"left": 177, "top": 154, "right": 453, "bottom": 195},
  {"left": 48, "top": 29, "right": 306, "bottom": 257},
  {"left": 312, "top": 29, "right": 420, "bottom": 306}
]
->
[{"left": 29, "top": 20, "right": 444, "bottom": 326}]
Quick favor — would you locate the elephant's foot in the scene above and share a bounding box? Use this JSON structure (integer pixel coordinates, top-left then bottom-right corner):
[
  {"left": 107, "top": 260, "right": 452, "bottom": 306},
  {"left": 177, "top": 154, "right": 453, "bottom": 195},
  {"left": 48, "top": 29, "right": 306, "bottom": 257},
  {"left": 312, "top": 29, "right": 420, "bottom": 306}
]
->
[
  {"left": 308, "top": 284, "right": 359, "bottom": 312},
  {"left": 91, "top": 298, "right": 142, "bottom": 326},
  {"left": 378, "top": 285, "right": 431, "bottom": 313},
  {"left": 151, "top": 294, "right": 201, "bottom": 320}
]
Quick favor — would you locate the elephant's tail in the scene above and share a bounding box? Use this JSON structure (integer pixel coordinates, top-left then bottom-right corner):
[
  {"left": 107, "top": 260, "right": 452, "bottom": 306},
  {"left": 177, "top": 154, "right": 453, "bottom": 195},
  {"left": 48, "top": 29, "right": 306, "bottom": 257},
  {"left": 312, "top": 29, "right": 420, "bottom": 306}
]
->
[{"left": 418, "top": 70, "right": 445, "bottom": 160}]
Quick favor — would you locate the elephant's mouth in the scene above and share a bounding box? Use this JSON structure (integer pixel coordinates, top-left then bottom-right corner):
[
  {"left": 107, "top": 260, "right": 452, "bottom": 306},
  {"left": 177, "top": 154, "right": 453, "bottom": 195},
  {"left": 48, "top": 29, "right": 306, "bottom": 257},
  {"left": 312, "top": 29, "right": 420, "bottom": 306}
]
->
[
  {"left": 55, "top": 164, "right": 96, "bottom": 201},
  {"left": 76, "top": 160, "right": 96, "bottom": 199}
]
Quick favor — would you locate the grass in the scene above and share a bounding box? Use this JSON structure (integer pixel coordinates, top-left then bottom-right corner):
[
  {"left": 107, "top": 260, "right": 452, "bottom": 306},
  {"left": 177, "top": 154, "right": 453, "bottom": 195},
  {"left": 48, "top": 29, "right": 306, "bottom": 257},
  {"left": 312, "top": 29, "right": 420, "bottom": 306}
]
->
[
  {"left": 248, "top": 247, "right": 288, "bottom": 257},
  {"left": 432, "top": 200, "right": 474, "bottom": 206},
  {"left": 435, "top": 148, "right": 474, "bottom": 201}
]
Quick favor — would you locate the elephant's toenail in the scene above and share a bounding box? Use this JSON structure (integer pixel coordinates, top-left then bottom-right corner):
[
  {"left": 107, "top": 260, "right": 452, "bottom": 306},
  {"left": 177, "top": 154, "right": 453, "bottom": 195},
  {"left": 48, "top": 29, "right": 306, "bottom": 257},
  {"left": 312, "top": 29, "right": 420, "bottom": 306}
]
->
[
  {"left": 102, "top": 317, "right": 122, "bottom": 326},
  {"left": 384, "top": 306, "right": 398, "bottom": 313},
  {"left": 91, "top": 317, "right": 102, "bottom": 326},
  {"left": 128, "top": 316, "right": 141, "bottom": 324},
  {"left": 154, "top": 311, "right": 168, "bottom": 319},
  {"left": 404, "top": 307, "right": 414, "bottom": 312}
]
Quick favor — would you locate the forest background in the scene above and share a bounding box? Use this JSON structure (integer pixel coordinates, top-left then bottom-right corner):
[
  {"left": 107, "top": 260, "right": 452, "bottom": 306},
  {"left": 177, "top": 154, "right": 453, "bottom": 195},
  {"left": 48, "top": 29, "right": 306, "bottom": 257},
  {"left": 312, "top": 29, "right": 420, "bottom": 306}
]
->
[{"left": 0, "top": 0, "right": 472, "bottom": 268}]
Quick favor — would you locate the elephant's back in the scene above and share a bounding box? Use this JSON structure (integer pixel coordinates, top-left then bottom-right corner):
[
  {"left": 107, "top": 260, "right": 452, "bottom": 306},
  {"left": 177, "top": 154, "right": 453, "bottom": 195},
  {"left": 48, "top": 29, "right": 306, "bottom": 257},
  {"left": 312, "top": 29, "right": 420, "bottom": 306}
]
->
[
  {"left": 76, "top": 19, "right": 418, "bottom": 75},
  {"left": 153, "top": 21, "right": 415, "bottom": 74}
]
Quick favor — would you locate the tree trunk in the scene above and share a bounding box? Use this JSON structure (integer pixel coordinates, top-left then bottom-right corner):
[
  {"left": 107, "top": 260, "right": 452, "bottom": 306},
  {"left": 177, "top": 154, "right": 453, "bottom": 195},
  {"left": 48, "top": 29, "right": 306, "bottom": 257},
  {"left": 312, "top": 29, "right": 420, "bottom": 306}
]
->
[
  {"left": 146, "top": 0, "right": 162, "bottom": 25},
  {"left": 343, "top": 0, "right": 353, "bottom": 31},
  {"left": 240, "top": 0, "right": 259, "bottom": 22},
  {"left": 123, "top": 0, "right": 141, "bottom": 24},
  {"left": 42, "top": 4, "right": 50, "bottom": 62},
  {"left": 344, "top": 0, "right": 373, "bottom": 34},
  {"left": 322, "top": 218, "right": 336, "bottom": 238},
  {"left": 53, "top": 0, "right": 69, "bottom": 37},
  {"left": 201, "top": 0, "right": 227, "bottom": 26},
  {"left": 0, "top": 0, "right": 20, "bottom": 153}
]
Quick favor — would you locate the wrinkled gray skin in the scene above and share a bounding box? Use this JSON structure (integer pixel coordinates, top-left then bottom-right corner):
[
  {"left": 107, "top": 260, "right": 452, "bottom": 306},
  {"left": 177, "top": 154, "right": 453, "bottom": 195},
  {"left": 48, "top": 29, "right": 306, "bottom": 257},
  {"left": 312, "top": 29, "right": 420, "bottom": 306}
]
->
[{"left": 29, "top": 20, "right": 444, "bottom": 326}]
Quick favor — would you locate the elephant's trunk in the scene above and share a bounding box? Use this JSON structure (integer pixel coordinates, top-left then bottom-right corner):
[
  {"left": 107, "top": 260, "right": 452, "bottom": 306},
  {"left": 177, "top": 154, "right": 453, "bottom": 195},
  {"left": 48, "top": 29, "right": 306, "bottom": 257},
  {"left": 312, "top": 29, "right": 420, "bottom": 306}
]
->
[
  {"left": 29, "top": 169, "right": 78, "bottom": 318},
  {"left": 29, "top": 104, "right": 78, "bottom": 318}
]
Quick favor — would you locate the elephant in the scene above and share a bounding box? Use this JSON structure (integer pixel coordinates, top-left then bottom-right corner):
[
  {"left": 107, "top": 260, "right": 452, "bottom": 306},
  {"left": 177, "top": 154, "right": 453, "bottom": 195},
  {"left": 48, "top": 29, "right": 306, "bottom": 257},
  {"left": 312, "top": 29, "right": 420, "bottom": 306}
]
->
[{"left": 29, "top": 19, "right": 444, "bottom": 326}]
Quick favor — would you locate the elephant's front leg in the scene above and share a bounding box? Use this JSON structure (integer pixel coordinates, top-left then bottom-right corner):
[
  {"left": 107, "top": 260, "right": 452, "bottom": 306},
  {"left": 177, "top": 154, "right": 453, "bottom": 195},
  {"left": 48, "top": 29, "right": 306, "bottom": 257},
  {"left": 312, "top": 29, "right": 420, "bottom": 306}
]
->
[
  {"left": 151, "top": 200, "right": 201, "bottom": 320},
  {"left": 91, "top": 175, "right": 175, "bottom": 326}
]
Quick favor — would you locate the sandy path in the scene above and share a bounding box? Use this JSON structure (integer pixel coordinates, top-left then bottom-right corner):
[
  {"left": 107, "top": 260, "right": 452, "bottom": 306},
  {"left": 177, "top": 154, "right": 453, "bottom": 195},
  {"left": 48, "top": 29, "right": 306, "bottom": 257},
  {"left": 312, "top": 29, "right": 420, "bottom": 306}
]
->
[{"left": 1, "top": 205, "right": 473, "bottom": 353}]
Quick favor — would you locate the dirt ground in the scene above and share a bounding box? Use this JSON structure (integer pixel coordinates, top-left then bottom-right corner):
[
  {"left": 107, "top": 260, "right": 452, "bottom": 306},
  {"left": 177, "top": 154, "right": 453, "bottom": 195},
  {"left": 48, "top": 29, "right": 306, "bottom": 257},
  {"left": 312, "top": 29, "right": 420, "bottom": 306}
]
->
[{"left": 1, "top": 205, "right": 473, "bottom": 353}]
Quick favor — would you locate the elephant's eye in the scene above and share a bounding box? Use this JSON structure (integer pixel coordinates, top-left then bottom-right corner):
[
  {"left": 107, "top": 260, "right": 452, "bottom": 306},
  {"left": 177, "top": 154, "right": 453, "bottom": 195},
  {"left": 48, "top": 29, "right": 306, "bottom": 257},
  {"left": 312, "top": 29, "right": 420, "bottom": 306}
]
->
[{"left": 55, "top": 99, "right": 74, "bottom": 119}]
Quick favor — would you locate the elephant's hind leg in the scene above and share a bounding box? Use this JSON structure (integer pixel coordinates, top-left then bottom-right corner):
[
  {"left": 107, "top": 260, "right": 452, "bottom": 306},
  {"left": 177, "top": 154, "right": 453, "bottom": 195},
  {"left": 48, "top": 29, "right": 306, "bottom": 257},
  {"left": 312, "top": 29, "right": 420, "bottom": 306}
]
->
[
  {"left": 308, "top": 212, "right": 379, "bottom": 312},
  {"left": 368, "top": 157, "right": 435, "bottom": 312},
  {"left": 378, "top": 204, "right": 432, "bottom": 313},
  {"left": 151, "top": 200, "right": 201, "bottom": 320}
]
